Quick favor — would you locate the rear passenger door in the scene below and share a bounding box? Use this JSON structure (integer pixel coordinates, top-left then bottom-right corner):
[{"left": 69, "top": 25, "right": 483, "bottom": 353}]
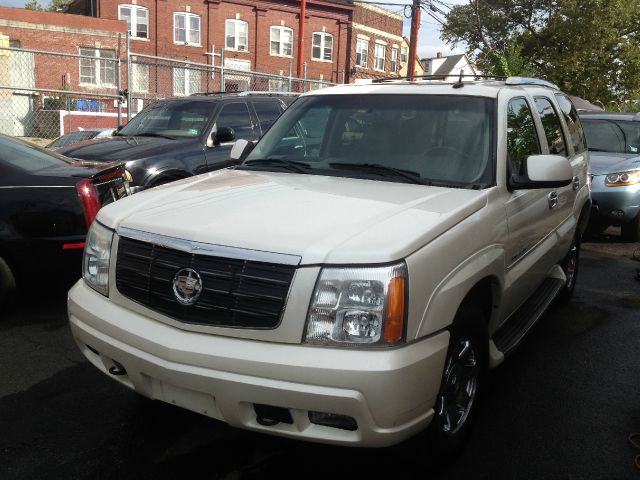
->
[
  {"left": 251, "top": 100, "right": 285, "bottom": 136},
  {"left": 204, "top": 102, "right": 259, "bottom": 170}
]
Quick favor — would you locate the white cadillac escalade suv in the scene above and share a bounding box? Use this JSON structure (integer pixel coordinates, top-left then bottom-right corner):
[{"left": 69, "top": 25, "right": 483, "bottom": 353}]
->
[{"left": 68, "top": 77, "right": 590, "bottom": 452}]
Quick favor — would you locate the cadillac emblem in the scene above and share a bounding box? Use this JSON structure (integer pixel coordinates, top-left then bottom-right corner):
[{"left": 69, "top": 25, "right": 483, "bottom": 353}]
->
[{"left": 172, "top": 268, "right": 203, "bottom": 305}]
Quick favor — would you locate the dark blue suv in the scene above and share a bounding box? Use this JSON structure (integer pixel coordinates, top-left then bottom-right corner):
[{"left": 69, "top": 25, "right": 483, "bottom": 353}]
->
[{"left": 56, "top": 92, "right": 298, "bottom": 191}]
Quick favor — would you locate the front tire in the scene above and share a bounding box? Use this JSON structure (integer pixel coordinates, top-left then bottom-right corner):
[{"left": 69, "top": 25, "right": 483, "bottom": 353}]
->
[
  {"left": 426, "top": 303, "right": 488, "bottom": 458},
  {"left": 556, "top": 230, "right": 581, "bottom": 305},
  {"left": 621, "top": 215, "right": 640, "bottom": 242},
  {"left": 0, "top": 256, "right": 16, "bottom": 311}
]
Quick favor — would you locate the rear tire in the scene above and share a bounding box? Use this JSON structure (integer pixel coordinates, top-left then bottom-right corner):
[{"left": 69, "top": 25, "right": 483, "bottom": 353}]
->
[
  {"left": 0, "top": 256, "right": 16, "bottom": 312},
  {"left": 425, "top": 303, "right": 488, "bottom": 460},
  {"left": 621, "top": 215, "right": 640, "bottom": 242}
]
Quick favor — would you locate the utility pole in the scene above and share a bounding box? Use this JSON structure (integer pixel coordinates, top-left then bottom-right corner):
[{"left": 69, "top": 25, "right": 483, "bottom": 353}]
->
[
  {"left": 297, "top": 0, "right": 307, "bottom": 79},
  {"left": 408, "top": 0, "right": 421, "bottom": 81}
]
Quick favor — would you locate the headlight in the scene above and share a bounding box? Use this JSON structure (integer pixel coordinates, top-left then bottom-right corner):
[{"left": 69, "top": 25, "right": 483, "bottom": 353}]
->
[
  {"left": 605, "top": 170, "right": 640, "bottom": 187},
  {"left": 83, "top": 221, "right": 114, "bottom": 296},
  {"left": 304, "top": 262, "right": 407, "bottom": 347}
]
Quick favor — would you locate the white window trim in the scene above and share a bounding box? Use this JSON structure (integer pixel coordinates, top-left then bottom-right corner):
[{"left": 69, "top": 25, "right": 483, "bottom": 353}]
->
[
  {"left": 391, "top": 46, "right": 399, "bottom": 73},
  {"left": 400, "top": 46, "right": 409, "bottom": 64},
  {"left": 270, "top": 26, "right": 294, "bottom": 58},
  {"left": 78, "top": 48, "right": 117, "bottom": 88},
  {"left": 173, "top": 67, "right": 201, "bottom": 96},
  {"left": 356, "top": 38, "right": 369, "bottom": 68},
  {"left": 311, "top": 31, "right": 333, "bottom": 63},
  {"left": 118, "top": 4, "right": 149, "bottom": 41},
  {"left": 225, "top": 19, "right": 249, "bottom": 52},
  {"left": 374, "top": 42, "right": 386, "bottom": 72},
  {"left": 173, "top": 12, "right": 201, "bottom": 47}
]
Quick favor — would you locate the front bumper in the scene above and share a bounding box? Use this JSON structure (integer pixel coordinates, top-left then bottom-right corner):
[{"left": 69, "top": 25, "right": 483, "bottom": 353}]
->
[
  {"left": 68, "top": 280, "right": 449, "bottom": 447},
  {"left": 590, "top": 175, "right": 640, "bottom": 223}
]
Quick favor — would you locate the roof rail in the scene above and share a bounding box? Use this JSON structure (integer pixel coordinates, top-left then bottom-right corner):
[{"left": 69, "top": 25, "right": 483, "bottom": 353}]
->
[
  {"left": 505, "top": 77, "right": 559, "bottom": 89},
  {"left": 190, "top": 91, "right": 301, "bottom": 97}
]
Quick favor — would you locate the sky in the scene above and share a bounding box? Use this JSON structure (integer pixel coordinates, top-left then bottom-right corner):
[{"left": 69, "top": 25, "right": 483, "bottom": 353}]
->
[{"left": 0, "top": 0, "right": 470, "bottom": 59}]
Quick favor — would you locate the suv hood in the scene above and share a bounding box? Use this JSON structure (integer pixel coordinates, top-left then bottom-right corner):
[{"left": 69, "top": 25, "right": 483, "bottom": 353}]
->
[
  {"left": 589, "top": 152, "right": 640, "bottom": 175},
  {"left": 55, "top": 136, "right": 198, "bottom": 162},
  {"left": 98, "top": 169, "right": 488, "bottom": 265}
]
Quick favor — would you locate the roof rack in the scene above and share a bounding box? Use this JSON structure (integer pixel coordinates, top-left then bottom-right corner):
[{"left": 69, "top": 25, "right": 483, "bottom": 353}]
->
[
  {"left": 505, "top": 77, "right": 559, "bottom": 90},
  {"left": 371, "top": 74, "right": 506, "bottom": 84}
]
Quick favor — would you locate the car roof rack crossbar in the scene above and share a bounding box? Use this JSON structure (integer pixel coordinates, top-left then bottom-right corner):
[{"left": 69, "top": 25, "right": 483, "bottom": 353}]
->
[
  {"left": 504, "top": 77, "right": 560, "bottom": 89},
  {"left": 190, "top": 91, "right": 301, "bottom": 97},
  {"left": 371, "top": 74, "right": 506, "bottom": 84}
]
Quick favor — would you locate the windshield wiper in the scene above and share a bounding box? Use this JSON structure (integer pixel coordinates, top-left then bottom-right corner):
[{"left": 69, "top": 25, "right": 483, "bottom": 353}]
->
[
  {"left": 328, "top": 162, "right": 430, "bottom": 185},
  {"left": 240, "top": 158, "right": 312, "bottom": 174},
  {"left": 134, "top": 132, "right": 177, "bottom": 140}
]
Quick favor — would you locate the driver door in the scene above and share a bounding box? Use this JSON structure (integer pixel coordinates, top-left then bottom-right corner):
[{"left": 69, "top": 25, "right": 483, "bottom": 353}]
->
[{"left": 204, "top": 102, "right": 258, "bottom": 171}]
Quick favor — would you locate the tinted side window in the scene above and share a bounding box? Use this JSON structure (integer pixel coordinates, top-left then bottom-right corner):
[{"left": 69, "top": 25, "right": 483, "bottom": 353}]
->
[
  {"left": 534, "top": 97, "right": 567, "bottom": 156},
  {"left": 554, "top": 94, "right": 586, "bottom": 153},
  {"left": 216, "top": 102, "right": 254, "bottom": 139},
  {"left": 507, "top": 98, "right": 541, "bottom": 176},
  {"left": 253, "top": 101, "right": 283, "bottom": 132}
]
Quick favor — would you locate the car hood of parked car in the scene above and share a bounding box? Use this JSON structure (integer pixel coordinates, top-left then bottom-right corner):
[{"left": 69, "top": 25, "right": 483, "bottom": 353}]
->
[
  {"left": 55, "top": 136, "right": 198, "bottom": 162},
  {"left": 588, "top": 151, "right": 640, "bottom": 175},
  {"left": 97, "top": 169, "right": 488, "bottom": 265}
]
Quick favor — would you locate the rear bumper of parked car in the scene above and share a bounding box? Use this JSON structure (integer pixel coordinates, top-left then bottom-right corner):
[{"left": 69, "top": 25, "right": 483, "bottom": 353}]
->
[
  {"left": 68, "top": 280, "right": 449, "bottom": 447},
  {"left": 590, "top": 175, "right": 640, "bottom": 223}
]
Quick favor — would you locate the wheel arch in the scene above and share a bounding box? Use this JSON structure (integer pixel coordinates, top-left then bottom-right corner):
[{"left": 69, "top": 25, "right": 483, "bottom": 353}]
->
[{"left": 146, "top": 169, "right": 192, "bottom": 188}]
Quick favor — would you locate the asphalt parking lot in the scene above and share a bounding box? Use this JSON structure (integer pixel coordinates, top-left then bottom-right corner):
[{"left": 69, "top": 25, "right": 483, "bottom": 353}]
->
[{"left": 1, "top": 230, "right": 639, "bottom": 480}]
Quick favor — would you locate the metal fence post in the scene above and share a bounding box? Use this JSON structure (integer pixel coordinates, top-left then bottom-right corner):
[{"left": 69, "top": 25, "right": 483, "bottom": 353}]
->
[
  {"left": 220, "top": 48, "right": 225, "bottom": 92},
  {"left": 303, "top": 62, "right": 307, "bottom": 92},
  {"left": 116, "top": 33, "right": 122, "bottom": 127},
  {"left": 288, "top": 60, "right": 292, "bottom": 92},
  {"left": 126, "top": 31, "right": 132, "bottom": 121}
]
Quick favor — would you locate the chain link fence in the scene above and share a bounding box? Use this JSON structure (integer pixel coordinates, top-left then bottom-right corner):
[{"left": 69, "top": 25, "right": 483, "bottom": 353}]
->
[{"left": 0, "top": 36, "right": 334, "bottom": 144}]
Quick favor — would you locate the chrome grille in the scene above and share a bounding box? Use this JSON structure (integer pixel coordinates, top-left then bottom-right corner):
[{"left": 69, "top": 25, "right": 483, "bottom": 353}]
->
[{"left": 115, "top": 235, "right": 296, "bottom": 329}]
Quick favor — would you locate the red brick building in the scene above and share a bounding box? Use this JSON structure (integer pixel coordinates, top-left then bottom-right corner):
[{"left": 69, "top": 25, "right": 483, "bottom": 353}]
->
[{"left": 70, "top": 0, "right": 355, "bottom": 84}]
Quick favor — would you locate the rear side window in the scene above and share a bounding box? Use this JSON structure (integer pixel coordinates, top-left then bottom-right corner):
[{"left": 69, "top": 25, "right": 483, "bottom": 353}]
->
[
  {"left": 253, "top": 101, "right": 283, "bottom": 132},
  {"left": 554, "top": 94, "right": 587, "bottom": 154},
  {"left": 216, "top": 102, "right": 254, "bottom": 139},
  {"left": 507, "top": 98, "right": 540, "bottom": 176},
  {"left": 534, "top": 97, "right": 567, "bottom": 156}
]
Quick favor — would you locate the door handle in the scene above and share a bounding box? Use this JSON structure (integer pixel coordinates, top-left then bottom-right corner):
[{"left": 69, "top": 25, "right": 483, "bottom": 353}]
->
[
  {"left": 572, "top": 176, "right": 580, "bottom": 191},
  {"left": 548, "top": 191, "right": 558, "bottom": 209}
]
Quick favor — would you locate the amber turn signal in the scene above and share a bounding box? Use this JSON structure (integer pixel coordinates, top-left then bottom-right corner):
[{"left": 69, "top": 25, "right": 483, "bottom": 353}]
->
[{"left": 384, "top": 276, "right": 405, "bottom": 343}]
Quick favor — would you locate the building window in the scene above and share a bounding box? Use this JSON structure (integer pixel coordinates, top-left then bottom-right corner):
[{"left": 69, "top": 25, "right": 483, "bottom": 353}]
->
[
  {"left": 174, "top": 12, "right": 201, "bottom": 46},
  {"left": 400, "top": 46, "right": 408, "bottom": 64},
  {"left": 226, "top": 19, "right": 248, "bottom": 52},
  {"left": 356, "top": 39, "right": 368, "bottom": 68},
  {"left": 391, "top": 46, "right": 398, "bottom": 73},
  {"left": 269, "top": 78, "right": 289, "bottom": 92},
  {"left": 270, "top": 26, "right": 293, "bottom": 57},
  {"left": 312, "top": 32, "right": 333, "bottom": 62},
  {"left": 118, "top": 5, "right": 148, "bottom": 39},
  {"left": 132, "top": 63, "right": 149, "bottom": 92},
  {"left": 79, "top": 48, "right": 116, "bottom": 87},
  {"left": 173, "top": 67, "right": 201, "bottom": 96},
  {"left": 374, "top": 43, "right": 386, "bottom": 71}
]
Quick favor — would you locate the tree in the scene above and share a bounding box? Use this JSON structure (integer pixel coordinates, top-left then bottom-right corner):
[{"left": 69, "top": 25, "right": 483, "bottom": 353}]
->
[
  {"left": 24, "top": 0, "right": 72, "bottom": 12},
  {"left": 24, "top": 0, "right": 44, "bottom": 10},
  {"left": 441, "top": 0, "right": 640, "bottom": 104}
]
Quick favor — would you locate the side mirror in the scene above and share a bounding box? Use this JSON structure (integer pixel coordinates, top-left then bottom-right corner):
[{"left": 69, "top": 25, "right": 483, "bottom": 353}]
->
[
  {"left": 230, "top": 139, "right": 255, "bottom": 162},
  {"left": 213, "top": 126, "right": 236, "bottom": 146},
  {"left": 509, "top": 154, "right": 572, "bottom": 190}
]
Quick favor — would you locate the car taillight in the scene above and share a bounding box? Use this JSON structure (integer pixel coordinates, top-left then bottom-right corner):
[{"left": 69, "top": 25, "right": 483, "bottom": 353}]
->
[{"left": 76, "top": 179, "right": 101, "bottom": 229}]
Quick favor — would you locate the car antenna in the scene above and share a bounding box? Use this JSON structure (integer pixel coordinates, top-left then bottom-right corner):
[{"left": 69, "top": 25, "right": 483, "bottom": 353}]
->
[{"left": 452, "top": 70, "right": 465, "bottom": 89}]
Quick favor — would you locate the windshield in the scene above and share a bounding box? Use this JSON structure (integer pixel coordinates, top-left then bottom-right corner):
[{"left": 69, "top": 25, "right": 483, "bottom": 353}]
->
[
  {"left": 243, "top": 94, "right": 495, "bottom": 187},
  {"left": 119, "top": 100, "right": 215, "bottom": 138},
  {"left": 582, "top": 118, "right": 640, "bottom": 154},
  {"left": 0, "top": 135, "right": 73, "bottom": 172}
]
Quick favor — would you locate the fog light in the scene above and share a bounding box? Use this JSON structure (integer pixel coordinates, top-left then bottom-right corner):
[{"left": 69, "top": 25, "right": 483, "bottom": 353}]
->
[{"left": 309, "top": 411, "right": 358, "bottom": 431}]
